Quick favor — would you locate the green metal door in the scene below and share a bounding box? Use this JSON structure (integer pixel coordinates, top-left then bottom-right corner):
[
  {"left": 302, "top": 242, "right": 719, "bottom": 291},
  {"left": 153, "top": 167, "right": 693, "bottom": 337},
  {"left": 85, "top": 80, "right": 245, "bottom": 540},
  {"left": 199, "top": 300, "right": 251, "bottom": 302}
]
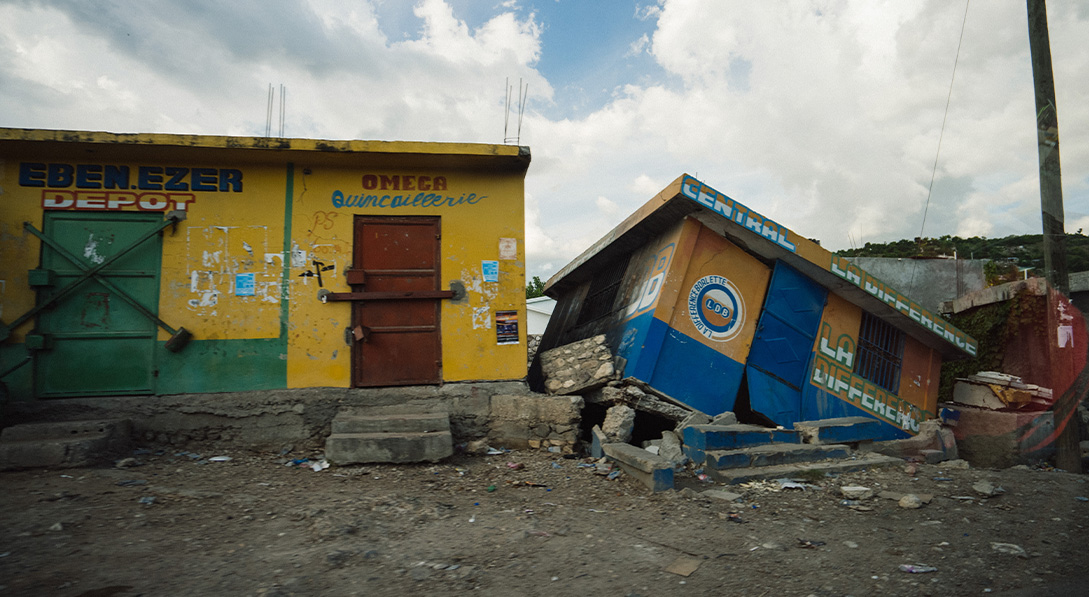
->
[{"left": 34, "top": 212, "right": 163, "bottom": 397}]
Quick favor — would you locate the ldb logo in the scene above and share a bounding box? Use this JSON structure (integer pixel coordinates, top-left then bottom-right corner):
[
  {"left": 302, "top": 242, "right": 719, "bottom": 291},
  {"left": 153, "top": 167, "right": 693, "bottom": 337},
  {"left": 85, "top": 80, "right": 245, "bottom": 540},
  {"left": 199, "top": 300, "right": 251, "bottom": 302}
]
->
[{"left": 687, "top": 275, "right": 745, "bottom": 342}]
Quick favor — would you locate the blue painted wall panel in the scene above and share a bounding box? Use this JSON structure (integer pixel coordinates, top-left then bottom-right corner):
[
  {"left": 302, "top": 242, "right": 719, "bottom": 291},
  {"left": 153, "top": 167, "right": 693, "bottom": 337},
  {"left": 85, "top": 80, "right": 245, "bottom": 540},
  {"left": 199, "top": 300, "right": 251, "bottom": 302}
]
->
[
  {"left": 647, "top": 323, "right": 744, "bottom": 415},
  {"left": 800, "top": 383, "right": 912, "bottom": 441}
]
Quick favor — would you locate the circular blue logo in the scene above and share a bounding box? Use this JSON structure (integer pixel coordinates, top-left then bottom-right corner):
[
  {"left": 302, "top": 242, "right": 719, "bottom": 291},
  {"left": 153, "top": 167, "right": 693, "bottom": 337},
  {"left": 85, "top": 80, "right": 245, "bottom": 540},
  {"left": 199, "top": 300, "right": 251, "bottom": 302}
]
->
[{"left": 688, "top": 275, "right": 745, "bottom": 342}]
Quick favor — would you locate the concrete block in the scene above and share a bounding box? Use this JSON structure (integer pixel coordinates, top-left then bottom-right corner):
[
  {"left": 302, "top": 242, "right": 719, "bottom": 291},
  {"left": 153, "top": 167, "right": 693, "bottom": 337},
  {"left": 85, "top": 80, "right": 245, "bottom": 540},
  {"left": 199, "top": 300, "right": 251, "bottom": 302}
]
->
[
  {"left": 0, "top": 435, "right": 112, "bottom": 471},
  {"left": 937, "top": 403, "right": 1055, "bottom": 468},
  {"left": 325, "top": 431, "right": 453, "bottom": 464},
  {"left": 682, "top": 424, "right": 799, "bottom": 452},
  {"left": 602, "top": 442, "right": 674, "bottom": 492},
  {"left": 794, "top": 417, "right": 881, "bottom": 445}
]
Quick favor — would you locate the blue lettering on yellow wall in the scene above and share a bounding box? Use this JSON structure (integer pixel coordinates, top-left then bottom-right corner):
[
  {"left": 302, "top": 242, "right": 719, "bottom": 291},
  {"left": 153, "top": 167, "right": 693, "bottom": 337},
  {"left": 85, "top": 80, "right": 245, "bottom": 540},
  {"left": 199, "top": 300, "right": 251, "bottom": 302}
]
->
[{"left": 330, "top": 189, "right": 485, "bottom": 209}]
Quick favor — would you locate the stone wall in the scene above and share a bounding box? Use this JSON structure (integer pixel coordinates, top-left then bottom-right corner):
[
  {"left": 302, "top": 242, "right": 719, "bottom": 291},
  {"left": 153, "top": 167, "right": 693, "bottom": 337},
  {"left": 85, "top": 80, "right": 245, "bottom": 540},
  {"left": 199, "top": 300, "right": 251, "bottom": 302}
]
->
[
  {"left": 487, "top": 393, "right": 583, "bottom": 452},
  {"left": 538, "top": 334, "right": 618, "bottom": 395}
]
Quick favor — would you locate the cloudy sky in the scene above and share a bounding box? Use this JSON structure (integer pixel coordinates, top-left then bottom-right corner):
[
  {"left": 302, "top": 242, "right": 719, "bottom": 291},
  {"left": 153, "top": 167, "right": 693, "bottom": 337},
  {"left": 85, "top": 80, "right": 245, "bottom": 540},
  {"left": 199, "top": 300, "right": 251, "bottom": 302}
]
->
[{"left": 2, "top": 0, "right": 1087, "bottom": 278}]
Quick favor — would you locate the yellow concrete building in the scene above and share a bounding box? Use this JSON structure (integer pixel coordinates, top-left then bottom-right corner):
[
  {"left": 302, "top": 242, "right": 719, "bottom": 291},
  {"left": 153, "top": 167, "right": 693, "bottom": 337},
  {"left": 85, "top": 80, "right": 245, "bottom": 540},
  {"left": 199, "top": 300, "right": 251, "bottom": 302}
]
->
[{"left": 0, "top": 129, "right": 530, "bottom": 398}]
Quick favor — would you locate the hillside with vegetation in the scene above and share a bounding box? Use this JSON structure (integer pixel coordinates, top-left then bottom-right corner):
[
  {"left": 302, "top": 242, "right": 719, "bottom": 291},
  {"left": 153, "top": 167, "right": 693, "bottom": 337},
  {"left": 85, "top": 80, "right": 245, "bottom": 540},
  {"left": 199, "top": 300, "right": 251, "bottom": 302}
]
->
[{"left": 835, "top": 232, "right": 1089, "bottom": 284}]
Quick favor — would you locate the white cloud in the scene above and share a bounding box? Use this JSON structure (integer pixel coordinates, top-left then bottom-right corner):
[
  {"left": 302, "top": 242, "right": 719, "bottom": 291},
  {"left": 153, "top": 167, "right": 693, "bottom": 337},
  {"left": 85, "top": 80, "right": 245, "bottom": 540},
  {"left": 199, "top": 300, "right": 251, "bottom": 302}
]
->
[{"left": 1, "top": 0, "right": 1086, "bottom": 282}]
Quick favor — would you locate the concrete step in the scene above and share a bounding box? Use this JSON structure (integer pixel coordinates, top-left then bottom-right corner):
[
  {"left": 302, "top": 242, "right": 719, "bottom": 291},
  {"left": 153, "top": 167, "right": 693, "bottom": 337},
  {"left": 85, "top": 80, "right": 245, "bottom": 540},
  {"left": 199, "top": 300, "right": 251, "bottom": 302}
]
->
[
  {"left": 330, "top": 412, "right": 450, "bottom": 435},
  {"left": 0, "top": 419, "right": 132, "bottom": 471},
  {"left": 682, "top": 424, "right": 799, "bottom": 465},
  {"left": 325, "top": 430, "right": 453, "bottom": 464},
  {"left": 601, "top": 442, "right": 674, "bottom": 492},
  {"left": 706, "top": 453, "right": 904, "bottom": 485},
  {"left": 793, "top": 417, "right": 882, "bottom": 445},
  {"left": 703, "top": 443, "right": 853, "bottom": 470}
]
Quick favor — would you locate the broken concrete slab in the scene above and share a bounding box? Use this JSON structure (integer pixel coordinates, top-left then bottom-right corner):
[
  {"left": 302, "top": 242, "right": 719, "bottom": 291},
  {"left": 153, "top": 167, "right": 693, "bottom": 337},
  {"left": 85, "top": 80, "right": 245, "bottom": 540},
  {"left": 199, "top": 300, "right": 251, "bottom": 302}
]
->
[
  {"left": 602, "top": 442, "right": 674, "bottom": 492},
  {"left": 703, "top": 443, "right": 852, "bottom": 471},
  {"left": 706, "top": 453, "right": 902, "bottom": 485},
  {"left": 872, "top": 419, "right": 958, "bottom": 463},
  {"left": 794, "top": 417, "right": 881, "bottom": 445}
]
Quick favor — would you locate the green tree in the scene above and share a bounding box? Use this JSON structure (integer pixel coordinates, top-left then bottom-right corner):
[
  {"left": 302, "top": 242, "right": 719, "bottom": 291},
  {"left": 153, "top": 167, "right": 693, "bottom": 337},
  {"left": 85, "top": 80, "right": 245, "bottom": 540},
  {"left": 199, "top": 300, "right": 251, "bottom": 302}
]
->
[{"left": 525, "top": 275, "right": 545, "bottom": 299}]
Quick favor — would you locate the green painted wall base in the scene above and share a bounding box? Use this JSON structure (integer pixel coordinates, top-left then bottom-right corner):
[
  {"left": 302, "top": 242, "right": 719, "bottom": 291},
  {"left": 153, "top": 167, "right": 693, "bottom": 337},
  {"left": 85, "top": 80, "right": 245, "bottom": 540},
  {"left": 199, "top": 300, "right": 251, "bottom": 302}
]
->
[
  {"left": 156, "top": 338, "right": 286, "bottom": 394},
  {"left": 0, "top": 343, "right": 32, "bottom": 401}
]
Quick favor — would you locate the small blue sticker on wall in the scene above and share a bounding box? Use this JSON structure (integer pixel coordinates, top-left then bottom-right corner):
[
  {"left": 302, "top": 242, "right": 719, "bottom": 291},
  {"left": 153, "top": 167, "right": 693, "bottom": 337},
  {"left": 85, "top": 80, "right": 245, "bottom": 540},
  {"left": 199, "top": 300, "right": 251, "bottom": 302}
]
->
[
  {"left": 482, "top": 260, "right": 499, "bottom": 282},
  {"left": 236, "top": 272, "right": 255, "bottom": 296}
]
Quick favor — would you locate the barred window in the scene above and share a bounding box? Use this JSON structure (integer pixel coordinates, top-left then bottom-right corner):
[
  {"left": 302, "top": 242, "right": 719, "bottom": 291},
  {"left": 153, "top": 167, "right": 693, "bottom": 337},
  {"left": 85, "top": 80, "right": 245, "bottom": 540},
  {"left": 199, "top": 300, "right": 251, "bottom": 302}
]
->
[
  {"left": 854, "top": 312, "right": 904, "bottom": 393},
  {"left": 575, "top": 258, "right": 628, "bottom": 327}
]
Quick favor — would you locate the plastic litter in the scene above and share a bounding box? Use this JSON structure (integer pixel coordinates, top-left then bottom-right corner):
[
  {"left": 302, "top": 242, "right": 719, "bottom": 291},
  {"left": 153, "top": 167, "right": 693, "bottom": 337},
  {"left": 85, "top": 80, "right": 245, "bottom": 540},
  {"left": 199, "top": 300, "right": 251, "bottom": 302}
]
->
[
  {"left": 797, "top": 539, "right": 825, "bottom": 548},
  {"left": 486, "top": 447, "right": 506, "bottom": 455},
  {"left": 607, "top": 470, "right": 621, "bottom": 480},
  {"left": 551, "top": 462, "right": 563, "bottom": 469},
  {"left": 506, "top": 462, "right": 524, "bottom": 470},
  {"left": 486, "top": 485, "right": 497, "bottom": 492},
  {"left": 899, "top": 564, "right": 938, "bottom": 573},
  {"left": 138, "top": 496, "right": 156, "bottom": 505},
  {"left": 209, "top": 456, "right": 232, "bottom": 462},
  {"left": 1076, "top": 496, "right": 1089, "bottom": 502},
  {"left": 310, "top": 459, "right": 330, "bottom": 472}
]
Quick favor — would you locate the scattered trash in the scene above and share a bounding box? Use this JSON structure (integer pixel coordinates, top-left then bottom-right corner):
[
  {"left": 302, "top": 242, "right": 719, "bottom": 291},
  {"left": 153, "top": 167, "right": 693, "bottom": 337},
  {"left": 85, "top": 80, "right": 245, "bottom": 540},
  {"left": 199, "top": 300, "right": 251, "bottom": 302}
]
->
[
  {"left": 209, "top": 456, "right": 232, "bottom": 463},
  {"left": 468, "top": 515, "right": 476, "bottom": 523},
  {"left": 486, "top": 447, "right": 506, "bottom": 455},
  {"left": 551, "top": 462, "right": 563, "bottom": 469},
  {"left": 48, "top": 522, "right": 63, "bottom": 532},
  {"left": 455, "top": 467, "right": 469, "bottom": 476},
  {"left": 588, "top": 509, "right": 605, "bottom": 513},
  {"left": 547, "top": 446, "right": 562, "bottom": 453},
  {"left": 59, "top": 474, "right": 73, "bottom": 478},
  {"left": 697, "top": 473, "right": 712, "bottom": 483},
  {"left": 843, "top": 541, "right": 859, "bottom": 548},
  {"left": 726, "top": 513, "right": 743, "bottom": 523},
  {"left": 486, "top": 485, "right": 497, "bottom": 492},
  {"left": 797, "top": 539, "right": 825, "bottom": 549},
  {"left": 1076, "top": 496, "right": 1088, "bottom": 502},
  {"left": 311, "top": 459, "right": 330, "bottom": 472},
  {"left": 115, "top": 458, "right": 142, "bottom": 469},
  {"left": 506, "top": 462, "right": 524, "bottom": 470},
  {"left": 507, "top": 480, "right": 547, "bottom": 488},
  {"left": 991, "top": 542, "right": 1028, "bottom": 558},
  {"left": 138, "top": 496, "right": 156, "bottom": 505},
  {"left": 840, "top": 500, "right": 861, "bottom": 507},
  {"left": 933, "top": 477, "right": 953, "bottom": 482},
  {"left": 287, "top": 458, "right": 310, "bottom": 467},
  {"left": 899, "top": 564, "right": 938, "bottom": 573},
  {"left": 776, "top": 479, "right": 816, "bottom": 491},
  {"left": 606, "top": 470, "right": 621, "bottom": 480}
]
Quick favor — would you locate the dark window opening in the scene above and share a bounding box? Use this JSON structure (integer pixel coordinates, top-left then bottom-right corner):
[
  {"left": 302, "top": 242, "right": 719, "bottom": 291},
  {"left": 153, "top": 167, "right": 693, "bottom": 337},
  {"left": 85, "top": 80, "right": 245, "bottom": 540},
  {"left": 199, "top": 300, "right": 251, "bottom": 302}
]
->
[
  {"left": 854, "top": 312, "right": 904, "bottom": 393},
  {"left": 574, "top": 258, "right": 628, "bottom": 327}
]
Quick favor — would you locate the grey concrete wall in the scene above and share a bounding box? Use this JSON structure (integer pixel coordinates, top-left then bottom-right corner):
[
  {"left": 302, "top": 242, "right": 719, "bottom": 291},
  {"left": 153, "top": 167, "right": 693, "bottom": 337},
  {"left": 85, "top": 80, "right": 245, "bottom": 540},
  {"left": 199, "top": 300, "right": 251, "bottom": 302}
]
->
[
  {"left": 845, "top": 257, "right": 987, "bottom": 314},
  {"left": 1, "top": 382, "right": 529, "bottom": 448}
]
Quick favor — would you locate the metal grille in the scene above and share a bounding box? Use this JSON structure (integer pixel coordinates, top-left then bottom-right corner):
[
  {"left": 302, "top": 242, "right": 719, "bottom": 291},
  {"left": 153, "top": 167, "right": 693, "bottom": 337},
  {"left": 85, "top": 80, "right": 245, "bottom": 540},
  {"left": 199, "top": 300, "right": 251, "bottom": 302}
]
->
[
  {"left": 574, "top": 258, "right": 628, "bottom": 327},
  {"left": 854, "top": 312, "right": 904, "bottom": 393}
]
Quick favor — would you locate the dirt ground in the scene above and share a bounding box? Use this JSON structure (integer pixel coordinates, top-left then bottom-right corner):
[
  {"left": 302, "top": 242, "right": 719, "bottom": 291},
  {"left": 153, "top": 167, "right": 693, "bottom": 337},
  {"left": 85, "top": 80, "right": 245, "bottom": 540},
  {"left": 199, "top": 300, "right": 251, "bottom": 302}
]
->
[{"left": 2, "top": 441, "right": 1089, "bottom": 597}]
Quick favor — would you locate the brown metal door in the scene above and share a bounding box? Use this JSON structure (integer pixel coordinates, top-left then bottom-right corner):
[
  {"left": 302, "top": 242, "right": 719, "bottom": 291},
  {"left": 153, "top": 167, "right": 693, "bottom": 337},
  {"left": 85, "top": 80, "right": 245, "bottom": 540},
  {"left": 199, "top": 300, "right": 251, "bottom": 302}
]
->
[{"left": 352, "top": 216, "right": 442, "bottom": 386}]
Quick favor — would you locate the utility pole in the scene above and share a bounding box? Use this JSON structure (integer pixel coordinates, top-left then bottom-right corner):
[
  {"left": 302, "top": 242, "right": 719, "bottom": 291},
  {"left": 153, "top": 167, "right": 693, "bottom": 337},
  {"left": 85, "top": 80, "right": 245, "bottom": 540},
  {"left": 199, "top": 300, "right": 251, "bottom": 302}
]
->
[
  {"left": 1026, "top": 0, "right": 1079, "bottom": 473},
  {"left": 1027, "top": 0, "right": 1068, "bottom": 294}
]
